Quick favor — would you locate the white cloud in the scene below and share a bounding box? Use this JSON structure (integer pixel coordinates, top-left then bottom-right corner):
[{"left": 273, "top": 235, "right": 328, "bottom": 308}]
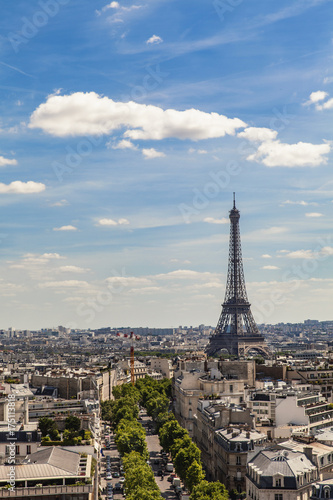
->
[
  {"left": 50, "top": 199, "right": 69, "bottom": 207},
  {"left": 59, "top": 266, "right": 90, "bottom": 274},
  {"left": 0, "top": 181, "right": 45, "bottom": 194},
  {"left": 146, "top": 35, "right": 163, "bottom": 45},
  {"left": 97, "top": 218, "right": 129, "bottom": 226},
  {"left": 154, "top": 269, "right": 216, "bottom": 280},
  {"left": 39, "top": 280, "right": 89, "bottom": 289},
  {"left": 317, "top": 98, "right": 333, "bottom": 111},
  {"left": 304, "top": 90, "right": 328, "bottom": 106},
  {"left": 170, "top": 259, "right": 191, "bottom": 264},
  {"left": 281, "top": 200, "right": 317, "bottom": 206},
  {"left": 247, "top": 140, "right": 330, "bottom": 167},
  {"left": 106, "top": 276, "right": 153, "bottom": 287},
  {"left": 239, "top": 125, "right": 330, "bottom": 167},
  {"left": 142, "top": 148, "right": 165, "bottom": 159},
  {"left": 100, "top": 1, "right": 142, "bottom": 12},
  {"left": 261, "top": 226, "right": 287, "bottom": 235},
  {"left": 188, "top": 148, "right": 208, "bottom": 154},
  {"left": 238, "top": 127, "right": 278, "bottom": 142},
  {"left": 97, "top": 218, "right": 117, "bottom": 226},
  {"left": 262, "top": 265, "right": 279, "bottom": 270},
  {"left": 41, "top": 253, "right": 64, "bottom": 260},
  {"left": 305, "top": 212, "right": 323, "bottom": 218},
  {"left": 204, "top": 217, "right": 229, "bottom": 224},
  {"left": 262, "top": 254, "right": 272, "bottom": 258},
  {"left": 103, "top": 1, "right": 119, "bottom": 9},
  {"left": 0, "top": 156, "right": 17, "bottom": 167},
  {"left": 285, "top": 249, "right": 316, "bottom": 259},
  {"left": 53, "top": 225, "right": 78, "bottom": 231},
  {"left": 110, "top": 139, "right": 137, "bottom": 150},
  {"left": 321, "top": 247, "right": 333, "bottom": 256},
  {"left": 29, "top": 92, "right": 246, "bottom": 141}
]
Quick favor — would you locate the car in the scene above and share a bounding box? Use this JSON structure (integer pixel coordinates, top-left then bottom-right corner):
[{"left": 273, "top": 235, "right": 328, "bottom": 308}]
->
[
  {"left": 113, "top": 471, "right": 120, "bottom": 478},
  {"left": 157, "top": 469, "right": 163, "bottom": 476},
  {"left": 106, "top": 472, "right": 112, "bottom": 480},
  {"left": 114, "top": 482, "right": 122, "bottom": 491},
  {"left": 119, "top": 477, "right": 125, "bottom": 483}
]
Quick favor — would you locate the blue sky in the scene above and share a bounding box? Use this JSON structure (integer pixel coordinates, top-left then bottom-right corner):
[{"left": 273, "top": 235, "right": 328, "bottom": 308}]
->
[{"left": 0, "top": 0, "right": 332, "bottom": 330}]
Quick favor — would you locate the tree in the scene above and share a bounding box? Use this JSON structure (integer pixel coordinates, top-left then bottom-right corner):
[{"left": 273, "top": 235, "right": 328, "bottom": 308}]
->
[
  {"left": 147, "top": 394, "right": 169, "bottom": 421},
  {"left": 190, "top": 480, "right": 229, "bottom": 500},
  {"left": 115, "top": 420, "right": 148, "bottom": 458},
  {"left": 159, "top": 420, "right": 188, "bottom": 453},
  {"left": 127, "top": 488, "right": 162, "bottom": 500},
  {"left": 38, "top": 417, "right": 56, "bottom": 437},
  {"left": 170, "top": 435, "right": 192, "bottom": 459},
  {"left": 49, "top": 426, "right": 60, "bottom": 441},
  {"left": 186, "top": 460, "right": 205, "bottom": 492},
  {"left": 174, "top": 442, "right": 201, "bottom": 482},
  {"left": 65, "top": 415, "right": 81, "bottom": 432}
]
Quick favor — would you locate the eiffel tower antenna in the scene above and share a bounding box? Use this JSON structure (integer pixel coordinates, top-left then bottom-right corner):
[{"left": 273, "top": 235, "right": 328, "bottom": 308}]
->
[{"left": 206, "top": 195, "right": 270, "bottom": 357}]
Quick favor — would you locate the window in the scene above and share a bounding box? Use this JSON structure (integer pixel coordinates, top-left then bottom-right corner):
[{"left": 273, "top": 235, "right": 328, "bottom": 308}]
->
[
  {"left": 26, "top": 445, "right": 31, "bottom": 455},
  {"left": 229, "top": 385, "right": 233, "bottom": 393},
  {"left": 236, "top": 456, "right": 241, "bottom": 465},
  {"left": 274, "top": 495, "right": 283, "bottom": 500},
  {"left": 15, "top": 446, "right": 19, "bottom": 455},
  {"left": 275, "top": 478, "right": 281, "bottom": 487}
]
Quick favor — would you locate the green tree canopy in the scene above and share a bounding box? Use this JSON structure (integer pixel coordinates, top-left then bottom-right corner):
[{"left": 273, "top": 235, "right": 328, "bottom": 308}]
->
[
  {"left": 38, "top": 417, "right": 56, "bottom": 438},
  {"left": 126, "top": 488, "right": 162, "bottom": 500},
  {"left": 190, "top": 480, "right": 229, "bottom": 500},
  {"left": 186, "top": 460, "right": 205, "bottom": 492},
  {"left": 65, "top": 415, "right": 81, "bottom": 432},
  {"left": 115, "top": 420, "right": 148, "bottom": 458},
  {"left": 159, "top": 420, "right": 188, "bottom": 453},
  {"left": 174, "top": 442, "right": 201, "bottom": 483}
]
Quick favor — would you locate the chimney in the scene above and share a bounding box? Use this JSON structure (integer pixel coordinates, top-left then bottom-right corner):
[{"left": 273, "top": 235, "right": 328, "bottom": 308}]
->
[{"left": 303, "top": 447, "right": 313, "bottom": 463}]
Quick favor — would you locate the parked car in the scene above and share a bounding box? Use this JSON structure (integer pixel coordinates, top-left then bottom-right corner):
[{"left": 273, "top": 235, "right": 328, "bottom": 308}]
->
[
  {"left": 106, "top": 472, "right": 112, "bottom": 480},
  {"left": 114, "top": 482, "right": 122, "bottom": 491},
  {"left": 165, "top": 463, "right": 174, "bottom": 473}
]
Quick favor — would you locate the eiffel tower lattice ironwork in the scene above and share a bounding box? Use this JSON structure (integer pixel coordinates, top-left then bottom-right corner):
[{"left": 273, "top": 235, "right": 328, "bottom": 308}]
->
[{"left": 206, "top": 194, "right": 270, "bottom": 357}]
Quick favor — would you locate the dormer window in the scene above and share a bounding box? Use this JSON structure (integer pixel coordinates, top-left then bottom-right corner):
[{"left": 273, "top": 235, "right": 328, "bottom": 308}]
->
[{"left": 273, "top": 473, "right": 284, "bottom": 489}]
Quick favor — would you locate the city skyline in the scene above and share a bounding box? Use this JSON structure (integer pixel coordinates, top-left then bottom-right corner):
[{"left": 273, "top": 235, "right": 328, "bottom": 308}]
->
[{"left": 0, "top": 1, "right": 332, "bottom": 329}]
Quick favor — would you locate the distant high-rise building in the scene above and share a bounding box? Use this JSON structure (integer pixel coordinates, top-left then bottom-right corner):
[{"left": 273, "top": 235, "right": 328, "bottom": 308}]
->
[{"left": 206, "top": 195, "right": 270, "bottom": 357}]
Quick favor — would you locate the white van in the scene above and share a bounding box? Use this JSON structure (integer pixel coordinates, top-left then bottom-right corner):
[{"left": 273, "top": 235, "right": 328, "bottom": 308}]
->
[{"left": 165, "top": 463, "right": 174, "bottom": 472}]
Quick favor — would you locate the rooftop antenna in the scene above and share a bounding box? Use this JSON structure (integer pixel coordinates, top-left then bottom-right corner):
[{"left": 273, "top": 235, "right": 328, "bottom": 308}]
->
[{"left": 233, "top": 192, "right": 236, "bottom": 209}]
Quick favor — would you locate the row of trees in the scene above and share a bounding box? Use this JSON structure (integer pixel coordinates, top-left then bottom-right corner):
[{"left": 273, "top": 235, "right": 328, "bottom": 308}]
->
[
  {"left": 101, "top": 376, "right": 229, "bottom": 499},
  {"left": 159, "top": 419, "right": 229, "bottom": 500},
  {"left": 101, "top": 380, "right": 163, "bottom": 500},
  {"left": 133, "top": 377, "right": 229, "bottom": 500}
]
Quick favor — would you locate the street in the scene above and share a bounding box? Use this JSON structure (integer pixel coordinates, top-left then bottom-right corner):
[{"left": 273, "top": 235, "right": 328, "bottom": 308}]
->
[{"left": 141, "top": 412, "right": 178, "bottom": 500}]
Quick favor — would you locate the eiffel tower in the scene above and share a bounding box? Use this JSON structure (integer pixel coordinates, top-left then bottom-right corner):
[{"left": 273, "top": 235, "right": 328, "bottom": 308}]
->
[{"left": 206, "top": 194, "right": 270, "bottom": 357}]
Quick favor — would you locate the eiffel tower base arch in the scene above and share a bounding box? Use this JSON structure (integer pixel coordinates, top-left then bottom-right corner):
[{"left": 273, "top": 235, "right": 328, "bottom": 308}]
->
[{"left": 206, "top": 334, "right": 270, "bottom": 358}]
